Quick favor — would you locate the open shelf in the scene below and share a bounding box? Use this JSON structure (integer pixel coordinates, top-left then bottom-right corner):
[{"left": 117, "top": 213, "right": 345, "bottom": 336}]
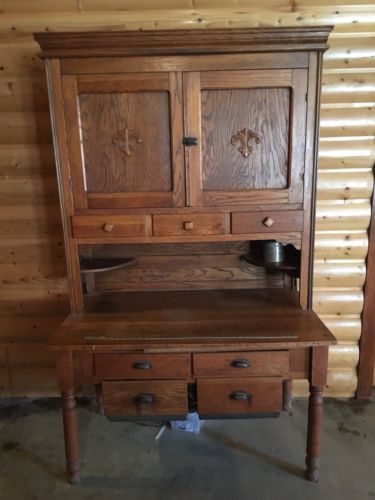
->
[
  {"left": 240, "top": 254, "right": 299, "bottom": 273},
  {"left": 80, "top": 257, "right": 137, "bottom": 274}
]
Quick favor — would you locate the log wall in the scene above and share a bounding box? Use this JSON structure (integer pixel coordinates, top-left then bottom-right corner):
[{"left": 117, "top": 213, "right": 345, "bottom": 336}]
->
[{"left": 0, "top": 1, "right": 374, "bottom": 397}]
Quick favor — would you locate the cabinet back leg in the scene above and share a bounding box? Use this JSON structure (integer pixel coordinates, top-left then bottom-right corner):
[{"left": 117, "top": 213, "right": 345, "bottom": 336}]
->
[{"left": 62, "top": 389, "right": 81, "bottom": 484}]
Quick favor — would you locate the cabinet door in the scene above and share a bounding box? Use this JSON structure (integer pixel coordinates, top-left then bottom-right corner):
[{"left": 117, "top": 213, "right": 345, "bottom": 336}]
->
[
  {"left": 62, "top": 72, "right": 185, "bottom": 209},
  {"left": 184, "top": 69, "right": 307, "bottom": 207}
]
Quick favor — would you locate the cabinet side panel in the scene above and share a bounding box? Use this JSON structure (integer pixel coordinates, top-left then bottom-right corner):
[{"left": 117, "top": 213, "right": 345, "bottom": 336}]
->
[
  {"left": 45, "top": 59, "right": 83, "bottom": 312},
  {"left": 300, "top": 52, "right": 322, "bottom": 310}
]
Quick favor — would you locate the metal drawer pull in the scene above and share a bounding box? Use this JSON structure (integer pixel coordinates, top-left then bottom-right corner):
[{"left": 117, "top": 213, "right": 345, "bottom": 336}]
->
[
  {"left": 229, "top": 391, "right": 251, "bottom": 401},
  {"left": 183, "top": 221, "right": 194, "bottom": 230},
  {"left": 133, "top": 361, "right": 151, "bottom": 370},
  {"left": 134, "top": 393, "right": 154, "bottom": 404},
  {"left": 231, "top": 359, "right": 251, "bottom": 369},
  {"left": 182, "top": 137, "right": 198, "bottom": 146},
  {"left": 102, "top": 223, "right": 114, "bottom": 232}
]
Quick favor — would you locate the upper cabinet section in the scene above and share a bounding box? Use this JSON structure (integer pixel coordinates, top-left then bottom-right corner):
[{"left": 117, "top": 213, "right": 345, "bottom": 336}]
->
[
  {"left": 62, "top": 72, "right": 185, "bottom": 209},
  {"left": 36, "top": 27, "right": 332, "bottom": 212}
]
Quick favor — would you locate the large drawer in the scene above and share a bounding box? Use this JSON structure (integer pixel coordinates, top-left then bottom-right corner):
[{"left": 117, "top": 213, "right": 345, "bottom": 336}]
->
[
  {"left": 231, "top": 210, "right": 303, "bottom": 234},
  {"left": 193, "top": 351, "right": 289, "bottom": 377},
  {"left": 197, "top": 377, "right": 282, "bottom": 416},
  {"left": 102, "top": 380, "right": 188, "bottom": 417},
  {"left": 95, "top": 353, "right": 191, "bottom": 380},
  {"left": 153, "top": 214, "right": 225, "bottom": 236},
  {"left": 72, "top": 215, "right": 146, "bottom": 238}
]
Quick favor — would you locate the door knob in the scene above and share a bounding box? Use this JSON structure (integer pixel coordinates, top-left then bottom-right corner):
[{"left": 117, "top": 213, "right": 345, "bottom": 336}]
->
[
  {"left": 183, "top": 221, "right": 194, "bottom": 230},
  {"left": 263, "top": 217, "right": 275, "bottom": 228},
  {"left": 102, "top": 223, "right": 114, "bottom": 232}
]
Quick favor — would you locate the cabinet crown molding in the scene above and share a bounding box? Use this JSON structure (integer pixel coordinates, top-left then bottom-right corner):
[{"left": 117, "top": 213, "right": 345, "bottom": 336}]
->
[{"left": 34, "top": 26, "right": 333, "bottom": 59}]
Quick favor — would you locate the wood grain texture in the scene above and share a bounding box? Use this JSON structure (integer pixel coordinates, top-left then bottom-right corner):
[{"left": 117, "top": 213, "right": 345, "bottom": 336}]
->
[
  {"left": 197, "top": 377, "right": 283, "bottom": 415},
  {"left": 193, "top": 351, "right": 289, "bottom": 377},
  {"left": 153, "top": 213, "right": 225, "bottom": 236},
  {"left": 48, "top": 289, "right": 336, "bottom": 350},
  {"left": 201, "top": 87, "right": 290, "bottom": 191},
  {"left": 356, "top": 184, "right": 375, "bottom": 399},
  {"left": 95, "top": 353, "right": 191, "bottom": 380},
  {"left": 34, "top": 27, "right": 332, "bottom": 58},
  {"left": 79, "top": 91, "right": 172, "bottom": 193},
  {"left": 102, "top": 379, "right": 188, "bottom": 417},
  {"left": 231, "top": 210, "right": 304, "bottom": 234},
  {"left": 72, "top": 215, "right": 147, "bottom": 238}
]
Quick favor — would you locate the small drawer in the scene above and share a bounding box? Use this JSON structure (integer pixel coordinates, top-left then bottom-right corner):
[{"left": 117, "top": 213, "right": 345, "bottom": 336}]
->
[
  {"left": 153, "top": 214, "right": 225, "bottom": 236},
  {"left": 193, "top": 351, "right": 289, "bottom": 377},
  {"left": 102, "top": 380, "right": 188, "bottom": 417},
  {"left": 197, "top": 377, "right": 282, "bottom": 416},
  {"left": 231, "top": 210, "right": 303, "bottom": 234},
  {"left": 72, "top": 215, "right": 146, "bottom": 238},
  {"left": 95, "top": 353, "right": 191, "bottom": 380}
]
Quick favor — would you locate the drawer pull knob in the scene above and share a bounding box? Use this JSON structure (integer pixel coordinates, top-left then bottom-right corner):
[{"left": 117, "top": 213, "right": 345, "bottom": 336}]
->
[
  {"left": 263, "top": 217, "right": 275, "bottom": 228},
  {"left": 133, "top": 361, "right": 151, "bottom": 370},
  {"left": 134, "top": 393, "right": 154, "bottom": 404},
  {"left": 231, "top": 359, "right": 251, "bottom": 369},
  {"left": 183, "top": 221, "right": 194, "bottom": 230},
  {"left": 102, "top": 223, "right": 114, "bottom": 232},
  {"left": 229, "top": 391, "right": 251, "bottom": 402}
]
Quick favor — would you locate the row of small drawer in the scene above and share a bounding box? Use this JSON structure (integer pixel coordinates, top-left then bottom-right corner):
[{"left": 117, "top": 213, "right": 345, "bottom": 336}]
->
[
  {"left": 95, "top": 351, "right": 290, "bottom": 380},
  {"left": 72, "top": 211, "right": 303, "bottom": 238},
  {"left": 103, "top": 377, "right": 283, "bottom": 417}
]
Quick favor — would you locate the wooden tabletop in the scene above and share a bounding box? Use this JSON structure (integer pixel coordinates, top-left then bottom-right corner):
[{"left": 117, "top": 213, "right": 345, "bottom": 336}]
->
[{"left": 49, "top": 289, "right": 336, "bottom": 352}]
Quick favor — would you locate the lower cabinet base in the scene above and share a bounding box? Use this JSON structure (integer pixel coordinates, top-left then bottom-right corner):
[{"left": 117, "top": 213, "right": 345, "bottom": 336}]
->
[{"left": 56, "top": 345, "right": 330, "bottom": 485}]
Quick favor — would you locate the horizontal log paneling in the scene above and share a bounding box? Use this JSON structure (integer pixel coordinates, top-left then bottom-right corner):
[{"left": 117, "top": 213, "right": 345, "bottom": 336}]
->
[
  {"left": 0, "top": 3, "right": 373, "bottom": 397},
  {"left": 314, "top": 231, "right": 369, "bottom": 259}
]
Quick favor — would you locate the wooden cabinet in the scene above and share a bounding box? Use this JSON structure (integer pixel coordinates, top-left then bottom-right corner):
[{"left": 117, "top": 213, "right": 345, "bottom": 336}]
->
[
  {"left": 62, "top": 72, "right": 185, "bottom": 209},
  {"left": 35, "top": 27, "right": 336, "bottom": 486},
  {"left": 186, "top": 69, "right": 307, "bottom": 207}
]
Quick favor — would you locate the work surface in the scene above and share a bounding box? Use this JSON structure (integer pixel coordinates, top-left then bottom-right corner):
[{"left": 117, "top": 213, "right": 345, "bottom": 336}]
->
[{"left": 49, "top": 289, "right": 336, "bottom": 351}]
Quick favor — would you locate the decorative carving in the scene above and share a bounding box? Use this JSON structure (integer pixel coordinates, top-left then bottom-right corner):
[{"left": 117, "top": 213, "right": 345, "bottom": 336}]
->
[
  {"left": 112, "top": 128, "right": 142, "bottom": 157},
  {"left": 230, "top": 128, "right": 262, "bottom": 158}
]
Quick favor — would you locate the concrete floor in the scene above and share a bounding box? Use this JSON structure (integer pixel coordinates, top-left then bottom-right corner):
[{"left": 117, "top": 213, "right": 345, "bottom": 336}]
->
[{"left": 0, "top": 396, "right": 374, "bottom": 500}]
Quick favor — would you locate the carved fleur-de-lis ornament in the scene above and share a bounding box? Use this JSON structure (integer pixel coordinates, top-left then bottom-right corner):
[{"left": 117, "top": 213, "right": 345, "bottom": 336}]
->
[
  {"left": 112, "top": 128, "right": 142, "bottom": 158},
  {"left": 230, "top": 128, "right": 262, "bottom": 158}
]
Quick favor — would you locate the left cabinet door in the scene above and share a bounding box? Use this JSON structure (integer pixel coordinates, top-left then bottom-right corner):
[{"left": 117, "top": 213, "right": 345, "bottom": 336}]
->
[{"left": 62, "top": 72, "right": 185, "bottom": 209}]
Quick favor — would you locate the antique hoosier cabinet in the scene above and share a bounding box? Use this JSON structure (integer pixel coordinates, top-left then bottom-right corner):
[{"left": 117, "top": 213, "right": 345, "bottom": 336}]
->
[{"left": 34, "top": 27, "right": 336, "bottom": 484}]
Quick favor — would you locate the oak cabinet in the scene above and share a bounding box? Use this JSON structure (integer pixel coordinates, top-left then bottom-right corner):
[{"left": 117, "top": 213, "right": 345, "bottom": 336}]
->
[
  {"left": 35, "top": 27, "right": 336, "bottom": 485},
  {"left": 62, "top": 72, "right": 185, "bottom": 209},
  {"left": 60, "top": 66, "right": 306, "bottom": 211}
]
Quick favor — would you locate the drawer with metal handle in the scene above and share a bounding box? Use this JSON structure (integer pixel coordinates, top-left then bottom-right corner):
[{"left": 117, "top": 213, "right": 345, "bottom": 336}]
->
[
  {"left": 102, "top": 380, "right": 188, "bottom": 417},
  {"left": 95, "top": 353, "right": 191, "bottom": 380},
  {"left": 193, "top": 351, "right": 289, "bottom": 377},
  {"left": 197, "top": 377, "right": 283, "bottom": 416}
]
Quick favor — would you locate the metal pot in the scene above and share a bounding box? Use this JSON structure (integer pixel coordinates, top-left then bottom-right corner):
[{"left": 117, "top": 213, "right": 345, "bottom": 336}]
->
[{"left": 262, "top": 241, "right": 285, "bottom": 263}]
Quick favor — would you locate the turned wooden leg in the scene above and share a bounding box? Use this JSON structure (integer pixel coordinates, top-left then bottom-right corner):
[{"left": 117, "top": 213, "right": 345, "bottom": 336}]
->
[
  {"left": 95, "top": 383, "right": 104, "bottom": 416},
  {"left": 282, "top": 380, "right": 293, "bottom": 411},
  {"left": 62, "top": 389, "right": 81, "bottom": 484},
  {"left": 305, "top": 385, "right": 324, "bottom": 482}
]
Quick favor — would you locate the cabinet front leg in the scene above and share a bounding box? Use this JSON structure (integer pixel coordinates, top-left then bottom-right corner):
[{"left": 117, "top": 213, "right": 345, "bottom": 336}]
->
[
  {"left": 305, "top": 385, "right": 324, "bottom": 482},
  {"left": 62, "top": 389, "right": 81, "bottom": 484}
]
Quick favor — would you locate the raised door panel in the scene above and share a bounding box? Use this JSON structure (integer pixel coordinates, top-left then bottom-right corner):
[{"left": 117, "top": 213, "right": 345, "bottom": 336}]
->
[
  {"left": 62, "top": 72, "right": 185, "bottom": 209},
  {"left": 184, "top": 69, "right": 307, "bottom": 207}
]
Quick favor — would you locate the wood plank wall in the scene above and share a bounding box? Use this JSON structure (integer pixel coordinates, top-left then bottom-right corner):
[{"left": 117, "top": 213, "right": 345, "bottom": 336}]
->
[{"left": 0, "top": 1, "right": 374, "bottom": 398}]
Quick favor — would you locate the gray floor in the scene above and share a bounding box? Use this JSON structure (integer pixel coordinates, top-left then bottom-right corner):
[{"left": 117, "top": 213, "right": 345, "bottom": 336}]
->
[{"left": 0, "top": 396, "right": 374, "bottom": 500}]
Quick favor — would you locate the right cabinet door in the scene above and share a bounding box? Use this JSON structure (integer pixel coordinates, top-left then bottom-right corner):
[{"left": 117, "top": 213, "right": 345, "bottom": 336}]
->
[{"left": 184, "top": 69, "right": 308, "bottom": 207}]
